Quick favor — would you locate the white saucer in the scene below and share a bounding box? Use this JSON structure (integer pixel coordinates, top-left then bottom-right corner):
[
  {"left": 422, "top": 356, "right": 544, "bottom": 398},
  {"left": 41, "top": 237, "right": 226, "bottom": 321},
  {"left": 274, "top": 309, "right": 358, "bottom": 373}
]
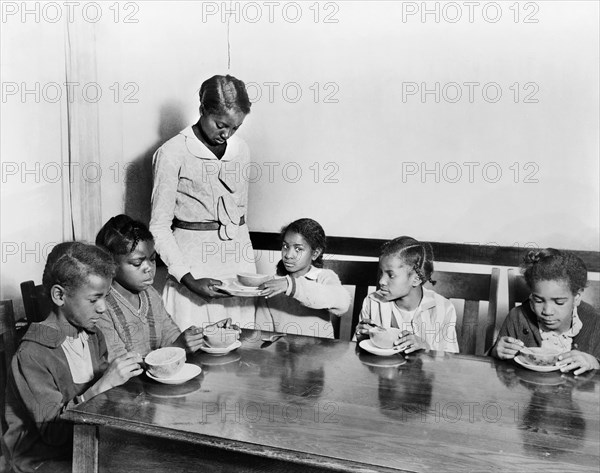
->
[
  {"left": 146, "top": 363, "right": 202, "bottom": 385},
  {"left": 514, "top": 355, "right": 561, "bottom": 373},
  {"left": 359, "top": 339, "right": 404, "bottom": 357},
  {"left": 199, "top": 340, "right": 242, "bottom": 355},
  {"left": 214, "top": 279, "right": 263, "bottom": 297}
]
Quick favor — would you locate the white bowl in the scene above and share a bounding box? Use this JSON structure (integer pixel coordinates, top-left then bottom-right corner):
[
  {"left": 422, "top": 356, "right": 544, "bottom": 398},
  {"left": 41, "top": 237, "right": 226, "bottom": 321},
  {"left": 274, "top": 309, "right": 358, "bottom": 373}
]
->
[
  {"left": 519, "top": 347, "right": 562, "bottom": 366},
  {"left": 369, "top": 327, "right": 403, "bottom": 349},
  {"left": 237, "top": 272, "right": 271, "bottom": 287},
  {"left": 145, "top": 347, "right": 186, "bottom": 378}
]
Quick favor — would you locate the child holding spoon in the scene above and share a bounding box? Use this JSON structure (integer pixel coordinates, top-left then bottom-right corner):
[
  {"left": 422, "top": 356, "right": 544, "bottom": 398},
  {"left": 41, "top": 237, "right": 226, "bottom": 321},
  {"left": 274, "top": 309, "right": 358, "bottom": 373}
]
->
[
  {"left": 491, "top": 249, "right": 600, "bottom": 375},
  {"left": 95, "top": 215, "right": 205, "bottom": 361},
  {"left": 355, "top": 236, "right": 459, "bottom": 353},
  {"left": 3, "top": 242, "right": 143, "bottom": 473}
]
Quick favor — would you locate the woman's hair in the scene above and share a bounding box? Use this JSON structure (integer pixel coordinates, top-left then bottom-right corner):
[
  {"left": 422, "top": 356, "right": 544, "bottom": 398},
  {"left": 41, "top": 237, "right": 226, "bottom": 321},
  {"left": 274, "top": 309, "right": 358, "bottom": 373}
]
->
[
  {"left": 199, "top": 74, "right": 252, "bottom": 116},
  {"left": 276, "top": 218, "right": 327, "bottom": 276},
  {"left": 95, "top": 214, "right": 154, "bottom": 256},
  {"left": 521, "top": 248, "right": 587, "bottom": 294},
  {"left": 380, "top": 236, "right": 435, "bottom": 286},
  {"left": 42, "top": 242, "right": 116, "bottom": 301}
]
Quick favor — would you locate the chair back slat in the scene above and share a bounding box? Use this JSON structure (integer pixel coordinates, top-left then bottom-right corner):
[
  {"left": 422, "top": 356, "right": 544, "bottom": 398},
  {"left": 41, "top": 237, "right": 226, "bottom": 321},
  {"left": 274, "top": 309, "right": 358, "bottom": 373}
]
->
[
  {"left": 1, "top": 300, "right": 17, "bottom": 435},
  {"left": 20, "top": 280, "right": 51, "bottom": 323},
  {"left": 485, "top": 268, "right": 501, "bottom": 351},
  {"left": 461, "top": 300, "right": 480, "bottom": 355}
]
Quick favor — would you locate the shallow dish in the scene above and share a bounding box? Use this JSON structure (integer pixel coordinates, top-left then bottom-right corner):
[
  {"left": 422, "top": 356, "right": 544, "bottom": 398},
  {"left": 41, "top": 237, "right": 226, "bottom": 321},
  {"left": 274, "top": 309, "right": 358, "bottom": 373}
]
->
[
  {"left": 199, "top": 340, "right": 242, "bottom": 356},
  {"left": 146, "top": 363, "right": 202, "bottom": 385},
  {"left": 359, "top": 339, "right": 404, "bottom": 357},
  {"left": 514, "top": 355, "right": 561, "bottom": 373},
  {"left": 145, "top": 347, "right": 186, "bottom": 378},
  {"left": 214, "top": 279, "right": 263, "bottom": 297},
  {"left": 237, "top": 272, "right": 271, "bottom": 287}
]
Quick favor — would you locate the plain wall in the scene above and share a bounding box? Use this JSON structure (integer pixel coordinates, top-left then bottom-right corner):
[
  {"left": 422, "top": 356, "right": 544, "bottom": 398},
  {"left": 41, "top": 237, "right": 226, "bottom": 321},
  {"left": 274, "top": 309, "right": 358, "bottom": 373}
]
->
[{"left": 2, "top": 1, "right": 599, "bottom": 320}]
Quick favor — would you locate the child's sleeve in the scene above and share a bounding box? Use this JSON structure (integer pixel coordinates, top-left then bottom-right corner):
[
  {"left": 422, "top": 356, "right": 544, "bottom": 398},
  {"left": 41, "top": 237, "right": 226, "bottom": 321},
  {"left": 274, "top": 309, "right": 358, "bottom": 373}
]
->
[
  {"left": 11, "top": 350, "right": 79, "bottom": 446},
  {"left": 351, "top": 296, "right": 375, "bottom": 342},
  {"left": 291, "top": 270, "right": 351, "bottom": 315},
  {"left": 149, "top": 148, "right": 190, "bottom": 283}
]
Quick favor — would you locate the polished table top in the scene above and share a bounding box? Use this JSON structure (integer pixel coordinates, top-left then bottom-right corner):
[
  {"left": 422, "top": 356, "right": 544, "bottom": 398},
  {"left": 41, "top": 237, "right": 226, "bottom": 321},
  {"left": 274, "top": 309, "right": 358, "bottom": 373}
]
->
[{"left": 64, "top": 330, "right": 600, "bottom": 472}]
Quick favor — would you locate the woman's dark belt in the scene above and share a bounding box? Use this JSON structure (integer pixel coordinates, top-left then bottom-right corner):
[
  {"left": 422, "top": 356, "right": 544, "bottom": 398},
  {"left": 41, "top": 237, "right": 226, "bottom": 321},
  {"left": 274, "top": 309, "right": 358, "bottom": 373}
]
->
[{"left": 172, "top": 216, "right": 245, "bottom": 231}]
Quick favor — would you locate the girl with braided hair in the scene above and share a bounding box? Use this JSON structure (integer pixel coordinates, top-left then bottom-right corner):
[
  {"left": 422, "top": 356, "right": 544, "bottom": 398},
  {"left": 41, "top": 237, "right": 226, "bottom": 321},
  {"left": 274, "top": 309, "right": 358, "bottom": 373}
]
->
[
  {"left": 355, "top": 236, "right": 459, "bottom": 353},
  {"left": 95, "top": 214, "right": 204, "bottom": 362},
  {"left": 491, "top": 248, "right": 599, "bottom": 375}
]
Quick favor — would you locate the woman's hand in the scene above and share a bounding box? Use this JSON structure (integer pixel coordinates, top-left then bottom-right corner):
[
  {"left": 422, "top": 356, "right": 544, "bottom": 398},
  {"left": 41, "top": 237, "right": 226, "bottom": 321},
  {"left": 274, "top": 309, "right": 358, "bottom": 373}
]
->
[
  {"left": 258, "top": 277, "right": 288, "bottom": 299},
  {"left": 355, "top": 318, "right": 380, "bottom": 340},
  {"left": 177, "top": 325, "right": 205, "bottom": 353},
  {"left": 181, "top": 273, "right": 230, "bottom": 299},
  {"left": 395, "top": 331, "right": 429, "bottom": 353},
  {"left": 492, "top": 336, "right": 524, "bottom": 360},
  {"left": 557, "top": 350, "right": 600, "bottom": 376}
]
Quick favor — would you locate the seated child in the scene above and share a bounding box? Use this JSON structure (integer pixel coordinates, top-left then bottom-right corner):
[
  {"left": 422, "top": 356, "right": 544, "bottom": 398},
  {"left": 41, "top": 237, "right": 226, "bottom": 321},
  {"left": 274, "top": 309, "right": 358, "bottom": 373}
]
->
[
  {"left": 491, "top": 249, "right": 600, "bottom": 375},
  {"left": 355, "top": 236, "right": 459, "bottom": 353},
  {"left": 255, "top": 218, "right": 350, "bottom": 338},
  {"left": 95, "top": 214, "right": 204, "bottom": 361},
  {"left": 3, "top": 242, "right": 143, "bottom": 473}
]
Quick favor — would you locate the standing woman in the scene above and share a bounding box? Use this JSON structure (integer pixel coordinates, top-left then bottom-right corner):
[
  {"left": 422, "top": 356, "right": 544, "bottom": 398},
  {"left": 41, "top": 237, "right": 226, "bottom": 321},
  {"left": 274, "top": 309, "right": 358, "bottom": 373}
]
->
[{"left": 150, "top": 75, "right": 256, "bottom": 330}]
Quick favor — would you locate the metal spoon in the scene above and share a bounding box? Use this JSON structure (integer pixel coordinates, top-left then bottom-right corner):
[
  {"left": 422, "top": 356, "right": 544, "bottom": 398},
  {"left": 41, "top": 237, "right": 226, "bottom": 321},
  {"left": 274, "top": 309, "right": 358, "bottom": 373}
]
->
[{"left": 261, "top": 333, "right": 286, "bottom": 343}]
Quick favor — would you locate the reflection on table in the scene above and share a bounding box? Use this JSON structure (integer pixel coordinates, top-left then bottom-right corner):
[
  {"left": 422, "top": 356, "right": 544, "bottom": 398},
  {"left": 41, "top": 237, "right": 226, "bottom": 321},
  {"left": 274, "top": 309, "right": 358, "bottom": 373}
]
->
[{"left": 64, "top": 330, "right": 600, "bottom": 473}]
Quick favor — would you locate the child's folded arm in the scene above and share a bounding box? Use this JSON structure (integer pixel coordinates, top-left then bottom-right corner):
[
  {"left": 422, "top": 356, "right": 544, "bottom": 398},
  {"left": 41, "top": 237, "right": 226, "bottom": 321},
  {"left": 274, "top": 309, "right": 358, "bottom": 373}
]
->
[{"left": 291, "top": 271, "right": 351, "bottom": 314}]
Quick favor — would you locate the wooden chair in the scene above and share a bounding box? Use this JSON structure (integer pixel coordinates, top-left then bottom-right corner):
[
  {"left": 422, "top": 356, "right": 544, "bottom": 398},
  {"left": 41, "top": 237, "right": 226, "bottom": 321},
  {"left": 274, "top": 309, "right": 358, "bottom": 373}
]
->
[
  {"left": 324, "top": 259, "right": 500, "bottom": 355},
  {"left": 508, "top": 269, "right": 600, "bottom": 311},
  {"left": 428, "top": 269, "right": 500, "bottom": 356},
  {"left": 20, "top": 281, "right": 52, "bottom": 323},
  {"left": 1, "top": 300, "right": 17, "bottom": 435},
  {"left": 323, "top": 260, "right": 379, "bottom": 340}
]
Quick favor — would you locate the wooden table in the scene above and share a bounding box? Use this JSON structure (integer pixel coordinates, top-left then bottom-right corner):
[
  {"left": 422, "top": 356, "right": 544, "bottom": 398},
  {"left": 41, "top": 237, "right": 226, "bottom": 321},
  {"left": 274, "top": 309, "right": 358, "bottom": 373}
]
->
[{"left": 64, "top": 330, "right": 600, "bottom": 473}]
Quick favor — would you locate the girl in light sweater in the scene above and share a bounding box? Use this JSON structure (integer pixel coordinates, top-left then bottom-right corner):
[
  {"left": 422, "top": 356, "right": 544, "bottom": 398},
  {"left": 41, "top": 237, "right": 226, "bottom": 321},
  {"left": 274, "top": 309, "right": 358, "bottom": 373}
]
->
[{"left": 255, "top": 218, "right": 350, "bottom": 338}]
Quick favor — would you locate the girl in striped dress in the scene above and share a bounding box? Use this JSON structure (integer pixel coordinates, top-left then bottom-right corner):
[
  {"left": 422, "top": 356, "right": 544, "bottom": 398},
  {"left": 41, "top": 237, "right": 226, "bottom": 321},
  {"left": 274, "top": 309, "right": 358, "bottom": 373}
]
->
[{"left": 95, "top": 214, "right": 204, "bottom": 361}]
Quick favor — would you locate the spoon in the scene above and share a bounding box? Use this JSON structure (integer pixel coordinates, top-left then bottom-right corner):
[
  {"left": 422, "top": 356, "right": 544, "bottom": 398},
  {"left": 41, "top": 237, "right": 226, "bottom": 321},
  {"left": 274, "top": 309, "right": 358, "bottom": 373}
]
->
[{"left": 261, "top": 333, "right": 286, "bottom": 343}]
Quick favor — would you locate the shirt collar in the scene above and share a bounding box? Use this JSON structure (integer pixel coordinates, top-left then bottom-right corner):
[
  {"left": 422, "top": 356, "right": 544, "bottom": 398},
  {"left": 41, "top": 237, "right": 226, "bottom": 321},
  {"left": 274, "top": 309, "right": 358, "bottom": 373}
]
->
[
  {"left": 304, "top": 266, "right": 322, "bottom": 281},
  {"left": 565, "top": 306, "right": 583, "bottom": 338},
  {"left": 419, "top": 287, "right": 438, "bottom": 311},
  {"left": 180, "top": 125, "right": 238, "bottom": 161}
]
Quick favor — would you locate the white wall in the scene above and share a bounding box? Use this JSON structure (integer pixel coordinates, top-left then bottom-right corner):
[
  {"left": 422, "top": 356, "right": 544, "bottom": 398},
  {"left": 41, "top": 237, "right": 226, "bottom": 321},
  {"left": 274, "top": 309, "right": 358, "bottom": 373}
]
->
[
  {"left": 2, "top": 1, "right": 599, "bottom": 319},
  {"left": 95, "top": 1, "right": 599, "bottom": 250},
  {"left": 1, "top": 18, "right": 68, "bottom": 312}
]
